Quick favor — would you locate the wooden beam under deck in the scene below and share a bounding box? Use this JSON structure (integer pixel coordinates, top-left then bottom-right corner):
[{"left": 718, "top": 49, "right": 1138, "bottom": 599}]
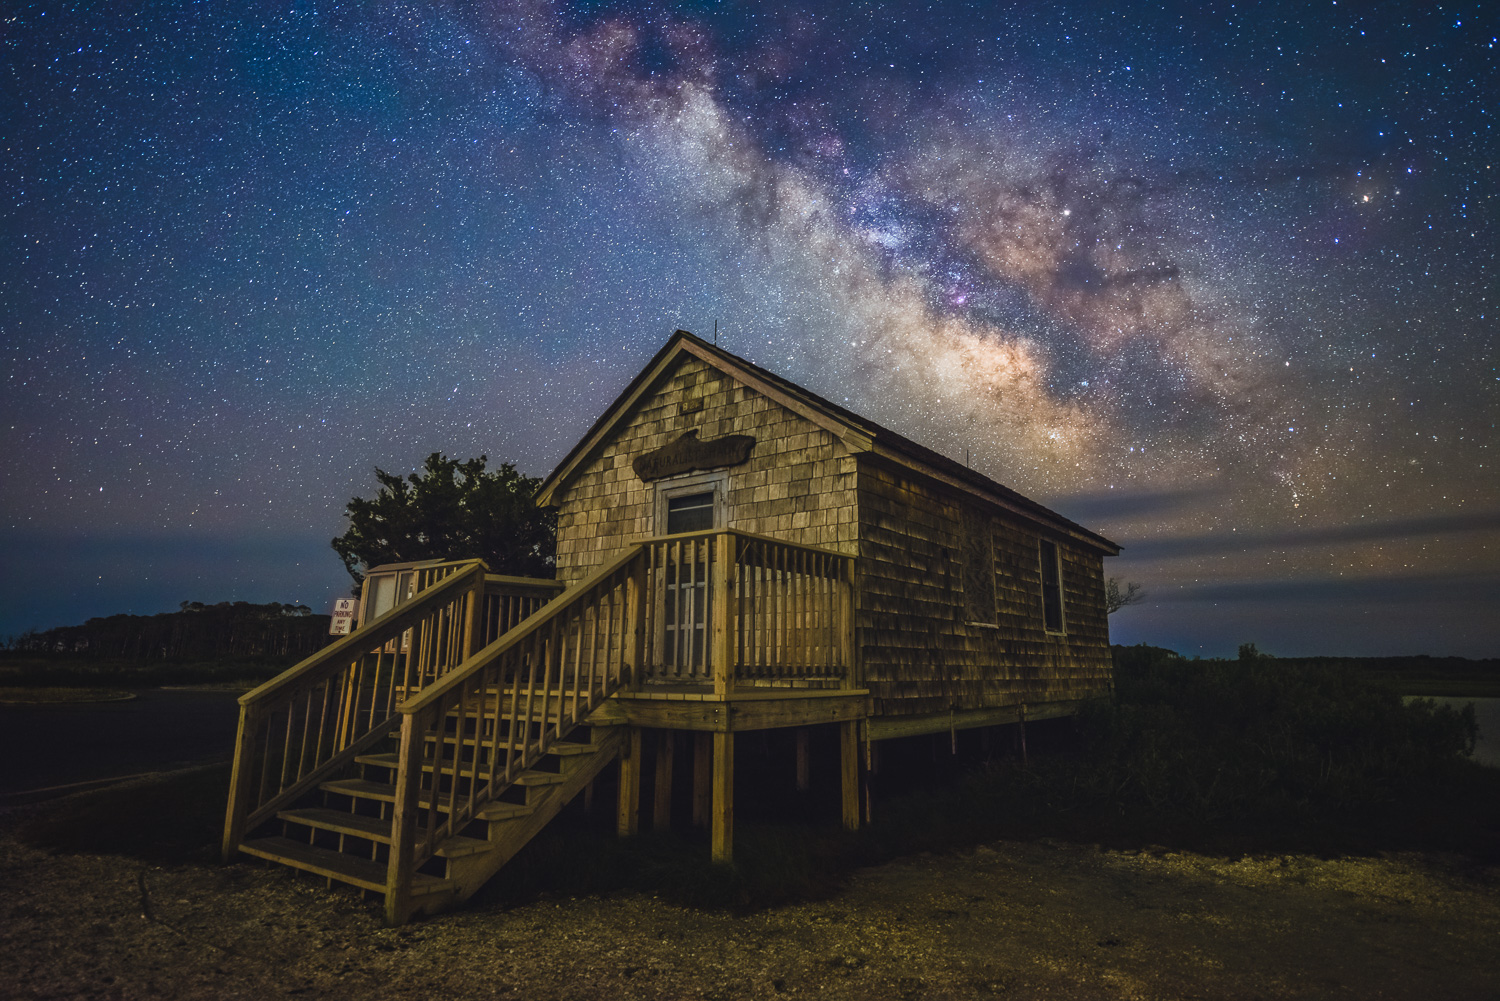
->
[
  {"left": 862, "top": 699, "right": 1089, "bottom": 742},
  {"left": 590, "top": 689, "right": 870, "bottom": 732},
  {"left": 583, "top": 691, "right": 1093, "bottom": 741}
]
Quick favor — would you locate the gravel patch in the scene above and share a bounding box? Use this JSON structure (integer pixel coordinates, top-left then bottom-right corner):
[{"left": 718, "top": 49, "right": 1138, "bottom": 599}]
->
[{"left": 3, "top": 832, "right": 1496, "bottom": 1000}]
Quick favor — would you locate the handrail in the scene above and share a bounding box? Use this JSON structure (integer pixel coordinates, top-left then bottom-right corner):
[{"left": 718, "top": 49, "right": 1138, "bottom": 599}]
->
[
  {"left": 647, "top": 527, "right": 848, "bottom": 564},
  {"left": 223, "top": 560, "right": 490, "bottom": 860},
  {"left": 238, "top": 561, "right": 486, "bottom": 707},
  {"left": 400, "top": 543, "right": 646, "bottom": 715}
]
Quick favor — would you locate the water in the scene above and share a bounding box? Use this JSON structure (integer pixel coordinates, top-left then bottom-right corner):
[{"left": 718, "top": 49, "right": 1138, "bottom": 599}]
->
[
  {"left": 0, "top": 688, "right": 242, "bottom": 797},
  {"left": 1407, "top": 696, "right": 1500, "bottom": 769}
]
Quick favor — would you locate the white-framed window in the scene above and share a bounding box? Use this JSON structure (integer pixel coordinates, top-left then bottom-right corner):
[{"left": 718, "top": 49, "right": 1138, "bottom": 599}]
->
[
  {"left": 652, "top": 469, "right": 730, "bottom": 536},
  {"left": 1039, "top": 538, "right": 1065, "bottom": 634}
]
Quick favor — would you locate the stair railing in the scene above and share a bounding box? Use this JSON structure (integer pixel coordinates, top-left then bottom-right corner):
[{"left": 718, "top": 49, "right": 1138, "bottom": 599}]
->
[
  {"left": 385, "top": 544, "right": 646, "bottom": 921},
  {"left": 222, "top": 560, "right": 490, "bottom": 860}
]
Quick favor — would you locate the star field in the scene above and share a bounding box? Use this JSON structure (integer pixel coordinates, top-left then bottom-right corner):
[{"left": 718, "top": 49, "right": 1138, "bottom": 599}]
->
[{"left": 1, "top": 1, "right": 1495, "bottom": 656}]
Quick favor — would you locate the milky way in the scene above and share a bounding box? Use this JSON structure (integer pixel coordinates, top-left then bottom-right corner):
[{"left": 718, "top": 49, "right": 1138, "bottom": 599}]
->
[{"left": 2, "top": 1, "right": 1495, "bottom": 656}]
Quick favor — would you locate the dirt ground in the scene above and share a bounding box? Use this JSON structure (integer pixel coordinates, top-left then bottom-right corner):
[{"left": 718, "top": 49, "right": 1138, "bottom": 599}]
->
[{"left": 2, "top": 828, "right": 1496, "bottom": 1001}]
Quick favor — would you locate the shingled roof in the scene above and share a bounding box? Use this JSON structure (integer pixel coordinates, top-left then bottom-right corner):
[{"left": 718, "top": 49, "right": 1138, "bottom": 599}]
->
[{"left": 536, "top": 330, "right": 1120, "bottom": 556}]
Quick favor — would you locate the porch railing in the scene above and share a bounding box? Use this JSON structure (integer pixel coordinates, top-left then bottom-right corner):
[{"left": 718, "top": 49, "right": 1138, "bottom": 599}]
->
[
  {"left": 639, "top": 530, "right": 855, "bottom": 689},
  {"left": 221, "top": 561, "right": 558, "bottom": 860}
]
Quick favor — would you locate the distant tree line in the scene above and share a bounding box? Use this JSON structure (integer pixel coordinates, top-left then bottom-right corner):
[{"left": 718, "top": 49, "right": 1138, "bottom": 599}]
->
[{"left": 6, "top": 601, "right": 332, "bottom": 663}]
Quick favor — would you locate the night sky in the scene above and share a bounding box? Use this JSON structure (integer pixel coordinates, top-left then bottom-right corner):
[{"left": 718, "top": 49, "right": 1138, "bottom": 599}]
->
[{"left": 2, "top": 1, "right": 1495, "bottom": 657}]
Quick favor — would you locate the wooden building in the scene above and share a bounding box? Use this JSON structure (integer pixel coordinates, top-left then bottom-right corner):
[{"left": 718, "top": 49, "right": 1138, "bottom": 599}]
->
[{"left": 222, "top": 330, "right": 1119, "bottom": 924}]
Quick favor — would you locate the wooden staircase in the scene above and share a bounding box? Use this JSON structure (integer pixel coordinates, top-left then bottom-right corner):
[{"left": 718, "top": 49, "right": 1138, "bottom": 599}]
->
[
  {"left": 239, "top": 717, "right": 624, "bottom": 914},
  {"left": 224, "top": 548, "right": 647, "bottom": 923}
]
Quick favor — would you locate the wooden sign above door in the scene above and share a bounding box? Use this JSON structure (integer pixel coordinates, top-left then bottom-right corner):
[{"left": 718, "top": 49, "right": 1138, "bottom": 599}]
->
[{"left": 632, "top": 429, "right": 756, "bottom": 481}]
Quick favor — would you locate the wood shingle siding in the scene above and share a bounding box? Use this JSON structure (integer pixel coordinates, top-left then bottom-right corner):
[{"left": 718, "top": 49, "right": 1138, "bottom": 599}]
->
[
  {"left": 553, "top": 356, "right": 859, "bottom": 587},
  {"left": 855, "top": 458, "right": 1111, "bottom": 717}
]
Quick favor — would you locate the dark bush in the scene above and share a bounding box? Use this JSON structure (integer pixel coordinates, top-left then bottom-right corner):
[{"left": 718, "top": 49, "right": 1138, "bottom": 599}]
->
[{"left": 1075, "top": 645, "right": 1478, "bottom": 827}]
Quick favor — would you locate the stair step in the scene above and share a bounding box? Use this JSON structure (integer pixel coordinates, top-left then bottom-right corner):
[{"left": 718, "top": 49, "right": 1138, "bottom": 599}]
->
[
  {"left": 435, "top": 835, "right": 493, "bottom": 859},
  {"left": 424, "top": 733, "right": 599, "bottom": 757},
  {"left": 355, "top": 752, "right": 400, "bottom": 769},
  {"left": 544, "top": 741, "right": 601, "bottom": 756},
  {"left": 278, "top": 807, "right": 389, "bottom": 843},
  {"left": 239, "top": 836, "right": 453, "bottom": 897},
  {"left": 320, "top": 778, "right": 541, "bottom": 820},
  {"left": 358, "top": 743, "right": 597, "bottom": 774}
]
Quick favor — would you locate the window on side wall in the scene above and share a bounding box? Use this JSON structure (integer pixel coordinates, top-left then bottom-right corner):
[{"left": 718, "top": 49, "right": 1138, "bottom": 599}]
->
[
  {"left": 1039, "top": 539, "right": 1065, "bottom": 634},
  {"left": 961, "top": 505, "right": 997, "bottom": 625}
]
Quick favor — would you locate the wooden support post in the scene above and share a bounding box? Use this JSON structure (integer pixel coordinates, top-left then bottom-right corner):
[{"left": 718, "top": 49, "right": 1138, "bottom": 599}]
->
[
  {"left": 862, "top": 726, "right": 875, "bottom": 825},
  {"left": 1018, "top": 704, "right": 1028, "bottom": 765},
  {"left": 653, "top": 729, "right": 675, "bottom": 831},
  {"left": 384, "top": 712, "right": 423, "bottom": 926},
  {"left": 625, "top": 557, "right": 647, "bottom": 691},
  {"left": 794, "top": 727, "right": 811, "bottom": 793},
  {"left": 840, "top": 720, "right": 860, "bottom": 832},
  {"left": 711, "top": 533, "right": 733, "bottom": 698},
  {"left": 692, "top": 731, "right": 712, "bottom": 828},
  {"left": 711, "top": 731, "right": 734, "bottom": 863},
  {"left": 461, "top": 571, "right": 483, "bottom": 660},
  {"left": 616, "top": 727, "right": 642, "bottom": 837},
  {"left": 221, "top": 702, "right": 259, "bottom": 862},
  {"left": 582, "top": 778, "right": 594, "bottom": 815}
]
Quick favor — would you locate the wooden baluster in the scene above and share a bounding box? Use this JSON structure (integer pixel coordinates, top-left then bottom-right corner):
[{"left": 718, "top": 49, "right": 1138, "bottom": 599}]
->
[
  {"left": 712, "top": 533, "right": 732, "bottom": 698},
  {"left": 775, "top": 545, "right": 785, "bottom": 678},
  {"left": 311, "top": 677, "right": 333, "bottom": 770},
  {"left": 571, "top": 603, "right": 586, "bottom": 723},
  {"left": 828, "top": 555, "right": 840, "bottom": 672},
  {"left": 596, "top": 584, "right": 612, "bottom": 701},
  {"left": 538, "top": 619, "right": 557, "bottom": 752},
  {"left": 757, "top": 543, "right": 768, "bottom": 676},
  {"left": 735, "top": 544, "right": 745, "bottom": 685},
  {"left": 446, "top": 687, "right": 465, "bottom": 837},
  {"left": 294, "top": 684, "right": 316, "bottom": 784},
  {"left": 680, "top": 539, "right": 691, "bottom": 680},
  {"left": 511, "top": 631, "right": 540, "bottom": 782},
  {"left": 485, "top": 663, "right": 502, "bottom": 793},
  {"left": 365, "top": 651, "right": 383, "bottom": 734},
  {"left": 796, "top": 547, "right": 803, "bottom": 674},
  {"left": 255, "top": 712, "right": 274, "bottom": 814},
  {"left": 840, "top": 558, "right": 856, "bottom": 686}
]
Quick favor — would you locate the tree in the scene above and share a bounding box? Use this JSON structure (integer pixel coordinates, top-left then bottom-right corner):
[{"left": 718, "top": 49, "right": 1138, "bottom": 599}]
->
[
  {"left": 331, "top": 453, "right": 556, "bottom": 589},
  {"left": 1105, "top": 577, "right": 1145, "bottom": 614}
]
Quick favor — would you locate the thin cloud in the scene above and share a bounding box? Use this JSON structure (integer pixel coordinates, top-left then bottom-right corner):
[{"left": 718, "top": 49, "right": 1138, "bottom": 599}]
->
[
  {"left": 1153, "top": 570, "right": 1500, "bottom": 605},
  {"left": 1124, "top": 510, "right": 1500, "bottom": 560},
  {"left": 1050, "top": 486, "right": 1224, "bottom": 523}
]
